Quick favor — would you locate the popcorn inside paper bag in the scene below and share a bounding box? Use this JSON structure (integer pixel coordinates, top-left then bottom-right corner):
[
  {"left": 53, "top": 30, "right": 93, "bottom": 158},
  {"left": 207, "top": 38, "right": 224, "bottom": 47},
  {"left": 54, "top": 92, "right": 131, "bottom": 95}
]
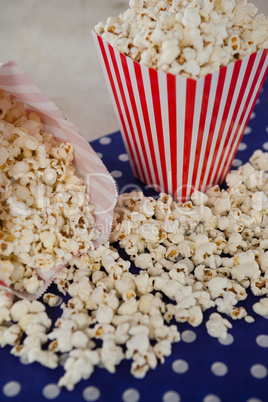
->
[{"left": 0, "top": 61, "right": 117, "bottom": 300}]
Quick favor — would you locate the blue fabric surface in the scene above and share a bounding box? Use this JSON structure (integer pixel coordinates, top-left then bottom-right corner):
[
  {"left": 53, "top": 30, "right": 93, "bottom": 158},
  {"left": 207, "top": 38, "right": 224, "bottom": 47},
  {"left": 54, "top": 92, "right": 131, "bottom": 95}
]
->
[{"left": 0, "top": 79, "right": 268, "bottom": 402}]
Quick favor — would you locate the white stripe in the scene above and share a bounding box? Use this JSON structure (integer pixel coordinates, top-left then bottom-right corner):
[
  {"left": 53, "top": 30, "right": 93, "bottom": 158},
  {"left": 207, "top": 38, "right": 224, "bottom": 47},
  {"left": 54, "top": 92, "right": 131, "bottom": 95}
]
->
[
  {"left": 176, "top": 75, "right": 186, "bottom": 200},
  {"left": 114, "top": 50, "right": 146, "bottom": 183},
  {"left": 128, "top": 58, "right": 157, "bottom": 187},
  {"left": 142, "top": 65, "right": 165, "bottom": 192},
  {"left": 103, "top": 40, "right": 141, "bottom": 178},
  {"left": 209, "top": 57, "right": 249, "bottom": 185},
  {"left": 186, "top": 78, "right": 204, "bottom": 199},
  {"left": 23, "top": 101, "right": 59, "bottom": 111},
  {"left": 202, "top": 63, "right": 234, "bottom": 190},
  {"left": 215, "top": 55, "right": 260, "bottom": 182},
  {"left": 222, "top": 52, "right": 268, "bottom": 179},
  {"left": 195, "top": 71, "right": 219, "bottom": 192},
  {"left": 92, "top": 33, "right": 137, "bottom": 176},
  {"left": 0, "top": 84, "right": 41, "bottom": 93},
  {"left": 216, "top": 50, "right": 264, "bottom": 182},
  {"left": 158, "top": 70, "right": 172, "bottom": 195},
  {"left": 43, "top": 125, "right": 67, "bottom": 141}
]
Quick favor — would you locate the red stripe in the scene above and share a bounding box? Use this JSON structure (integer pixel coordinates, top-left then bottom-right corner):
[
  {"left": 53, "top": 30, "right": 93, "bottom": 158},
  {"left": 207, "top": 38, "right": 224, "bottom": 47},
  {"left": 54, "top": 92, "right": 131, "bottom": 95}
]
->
[
  {"left": 182, "top": 79, "right": 196, "bottom": 201},
  {"left": 199, "top": 68, "right": 227, "bottom": 190},
  {"left": 119, "top": 54, "right": 152, "bottom": 185},
  {"left": 97, "top": 36, "right": 139, "bottom": 178},
  {"left": 214, "top": 53, "right": 257, "bottom": 184},
  {"left": 134, "top": 63, "right": 161, "bottom": 191},
  {"left": 219, "top": 50, "right": 268, "bottom": 182},
  {"left": 149, "top": 68, "right": 168, "bottom": 192},
  {"left": 206, "top": 60, "right": 242, "bottom": 187},
  {"left": 0, "top": 280, "right": 7, "bottom": 288},
  {"left": 167, "top": 73, "right": 177, "bottom": 197},
  {"left": 109, "top": 46, "right": 147, "bottom": 182},
  {"left": 191, "top": 75, "right": 212, "bottom": 191}
]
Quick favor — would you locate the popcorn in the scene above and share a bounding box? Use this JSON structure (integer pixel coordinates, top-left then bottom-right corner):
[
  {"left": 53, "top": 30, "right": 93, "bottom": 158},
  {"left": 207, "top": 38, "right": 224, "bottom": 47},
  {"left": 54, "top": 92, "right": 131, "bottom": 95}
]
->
[
  {"left": 253, "top": 298, "right": 268, "bottom": 319},
  {"left": 206, "top": 312, "right": 232, "bottom": 339},
  {"left": 0, "top": 93, "right": 100, "bottom": 296},
  {"left": 2, "top": 151, "right": 268, "bottom": 390},
  {"left": 95, "top": 0, "right": 268, "bottom": 78}
]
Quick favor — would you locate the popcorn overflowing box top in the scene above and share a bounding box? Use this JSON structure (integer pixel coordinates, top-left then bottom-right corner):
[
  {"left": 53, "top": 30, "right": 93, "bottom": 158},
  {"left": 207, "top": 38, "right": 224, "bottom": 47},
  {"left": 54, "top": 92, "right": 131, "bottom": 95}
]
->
[
  {"left": 93, "top": 0, "right": 268, "bottom": 201},
  {"left": 0, "top": 61, "right": 117, "bottom": 301},
  {"left": 95, "top": 0, "right": 268, "bottom": 79}
]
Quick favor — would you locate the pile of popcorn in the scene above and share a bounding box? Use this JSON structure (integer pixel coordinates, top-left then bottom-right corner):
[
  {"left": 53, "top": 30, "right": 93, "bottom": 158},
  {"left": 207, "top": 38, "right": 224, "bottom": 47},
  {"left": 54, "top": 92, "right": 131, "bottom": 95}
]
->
[
  {"left": 0, "top": 91, "right": 100, "bottom": 295},
  {"left": 95, "top": 0, "right": 268, "bottom": 78},
  {"left": 1, "top": 149, "right": 268, "bottom": 390}
]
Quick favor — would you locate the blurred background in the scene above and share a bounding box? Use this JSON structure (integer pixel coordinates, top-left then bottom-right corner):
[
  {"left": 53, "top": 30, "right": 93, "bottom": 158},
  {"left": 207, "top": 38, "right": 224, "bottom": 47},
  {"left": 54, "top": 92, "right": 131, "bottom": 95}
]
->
[{"left": 1, "top": 0, "right": 268, "bottom": 141}]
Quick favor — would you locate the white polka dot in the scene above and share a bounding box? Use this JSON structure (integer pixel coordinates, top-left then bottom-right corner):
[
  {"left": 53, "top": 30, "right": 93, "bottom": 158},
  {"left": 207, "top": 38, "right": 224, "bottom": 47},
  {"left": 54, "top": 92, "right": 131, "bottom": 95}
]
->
[
  {"left": 238, "top": 142, "right": 247, "bottom": 151},
  {"left": 99, "top": 137, "right": 111, "bottom": 145},
  {"left": 247, "top": 398, "right": 263, "bottom": 402},
  {"left": 83, "top": 386, "right": 101, "bottom": 401},
  {"left": 262, "top": 142, "right": 268, "bottom": 151},
  {"left": 162, "top": 391, "right": 180, "bottom": 402},
  {"left": 122, "top": 388, "right": 140, "bottom": 402},
  {"left": 96, "top": 152, "right": 103, "bottom": 159},
  {"left": 250, "top": 364, "right": 268, "bottom": 379},
  {"left": 266, "top": 127, "right": 268, "bottom": 133},
  {"left": 256, "top": 98, "right": 261, "bottom": 105},
  {"left": 172, "top": 359, "right": 189, "bottom": 374},
  {"left": 42, "top": 384, "right": 60, "bottom": 400},
  {"left": 2, "top": 381, "right": 21, "bottom": 397},
  {"left": 119, "top": 153, "right": 129, "bottom": 162},
  {"left": 203, "top": 395, "right": 221, "bottom": 402},
  {"left": 232, "top": 159, "right": 243, "bottom": 167},
  {"left": 218, "top": 333, "right": 234, "bottom": 346},
  {"left": 256, "top": 335, "right": 268, "bottom": 348},
  {"left": 111, "top": 170, "right": 123, "bottom": 178},
  {"left": 244, "top": 126, "right": 252, "bottom": 134},
  {"left": 211, "top": 362, "right": 228, "bottom": 376},
  {"left": 181, "top": 330, "right": 196, "bottom": 343},
  {"left": 250, "top": 112, "right": 256, "bottom": 119}
]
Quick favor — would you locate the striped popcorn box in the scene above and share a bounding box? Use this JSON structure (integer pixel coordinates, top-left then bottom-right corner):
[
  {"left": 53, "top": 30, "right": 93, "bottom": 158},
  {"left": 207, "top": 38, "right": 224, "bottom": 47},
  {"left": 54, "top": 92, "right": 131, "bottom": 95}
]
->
[
  {"left": 0, "top": 61, "right": 117, "bottom": 300},
  {"left": 92, "top": 31, "right": 268, "bottom": 202}
]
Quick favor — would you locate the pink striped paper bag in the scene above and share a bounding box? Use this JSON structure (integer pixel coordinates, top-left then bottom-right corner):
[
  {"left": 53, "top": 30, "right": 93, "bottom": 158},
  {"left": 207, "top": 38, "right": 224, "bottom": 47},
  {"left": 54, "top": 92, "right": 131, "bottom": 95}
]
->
[
  {"left": 92, "top": 31, "right": 268, "bottom": 202},
  {"left": 0, "top": 61, "right": 117, "bottom": 300}
]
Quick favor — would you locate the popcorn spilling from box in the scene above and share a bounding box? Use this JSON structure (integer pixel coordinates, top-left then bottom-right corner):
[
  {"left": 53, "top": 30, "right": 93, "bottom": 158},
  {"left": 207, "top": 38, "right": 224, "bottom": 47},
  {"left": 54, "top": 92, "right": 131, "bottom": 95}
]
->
[
  {"left": 95, "top": 0, "right": 268, "bottom": 78},
  {"left": 0, "top": 62, "right": 117, "bottom": 300},
  {"left": 1, "top": 150, "right": 268, "bottom": 390}
]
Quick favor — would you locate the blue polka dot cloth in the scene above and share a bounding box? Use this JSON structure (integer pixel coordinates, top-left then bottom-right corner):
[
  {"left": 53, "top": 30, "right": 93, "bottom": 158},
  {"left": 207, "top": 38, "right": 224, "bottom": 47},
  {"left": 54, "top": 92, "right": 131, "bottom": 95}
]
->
[{"left": 1, "top": 79, "right": 268, "bottom": 402}]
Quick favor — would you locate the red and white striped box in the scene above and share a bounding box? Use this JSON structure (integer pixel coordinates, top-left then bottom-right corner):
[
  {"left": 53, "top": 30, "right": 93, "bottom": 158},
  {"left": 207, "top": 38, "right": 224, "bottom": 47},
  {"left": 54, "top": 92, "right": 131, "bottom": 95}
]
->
[
  {"left": 92, "top": 31, "right": 268, "bottom": 202},
  {"left": 0, "top": 61, "right": 117, "bottom": 300}
]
